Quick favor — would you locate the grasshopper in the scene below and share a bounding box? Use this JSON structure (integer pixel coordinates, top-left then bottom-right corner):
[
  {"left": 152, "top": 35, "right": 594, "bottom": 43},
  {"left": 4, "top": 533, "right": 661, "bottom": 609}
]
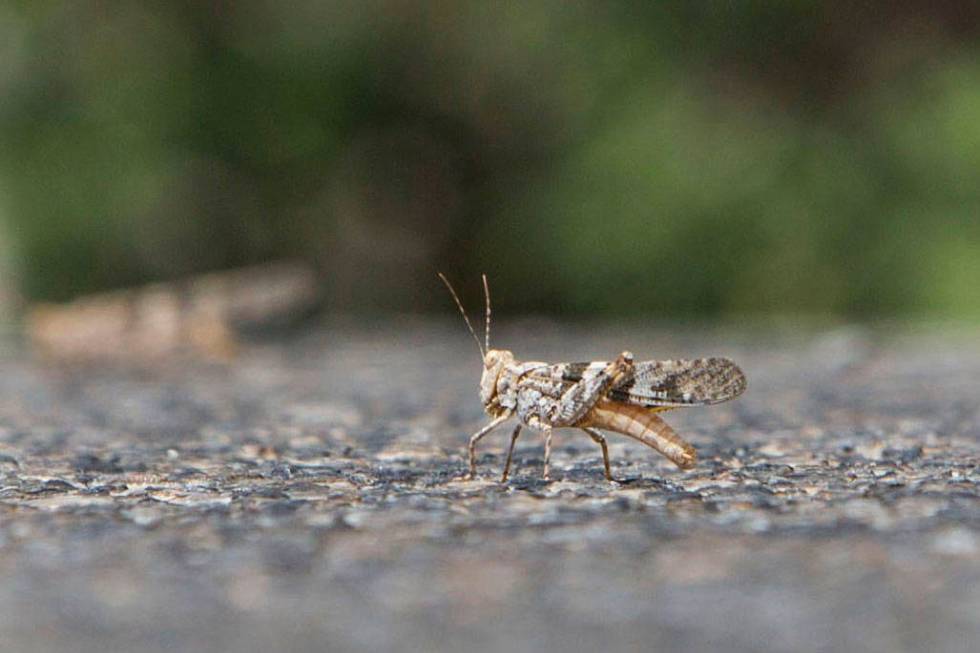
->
[{"left": 439, "top": 274, "right": 746, "bottom": 482}]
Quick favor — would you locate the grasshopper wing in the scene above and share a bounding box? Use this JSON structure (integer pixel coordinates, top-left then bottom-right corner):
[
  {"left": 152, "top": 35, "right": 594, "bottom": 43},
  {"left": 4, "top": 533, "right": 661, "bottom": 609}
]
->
[{"left": 607, "top": 357, "right": 746, "bottom": 407}]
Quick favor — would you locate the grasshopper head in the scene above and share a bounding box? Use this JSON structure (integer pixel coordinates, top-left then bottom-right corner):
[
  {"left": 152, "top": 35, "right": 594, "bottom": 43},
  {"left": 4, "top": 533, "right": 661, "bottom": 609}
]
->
[{"left": 480, "top": 349, "right": 513, "bottom": 407}]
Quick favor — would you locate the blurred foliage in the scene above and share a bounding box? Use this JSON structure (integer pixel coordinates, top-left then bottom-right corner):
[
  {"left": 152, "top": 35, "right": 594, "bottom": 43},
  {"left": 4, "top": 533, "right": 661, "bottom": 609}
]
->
[{"left": 0, "top": 1, "right": 978, "bottom": 318}]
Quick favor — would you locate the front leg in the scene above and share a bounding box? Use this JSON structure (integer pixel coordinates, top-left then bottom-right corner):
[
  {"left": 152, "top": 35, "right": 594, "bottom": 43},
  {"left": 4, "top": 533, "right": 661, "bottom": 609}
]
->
[
  {"left": 550, "top": 351, "right": 635, "bottom": 426},
  {"left": 465, "top": 413, "right": 512, "bottom": 479}
]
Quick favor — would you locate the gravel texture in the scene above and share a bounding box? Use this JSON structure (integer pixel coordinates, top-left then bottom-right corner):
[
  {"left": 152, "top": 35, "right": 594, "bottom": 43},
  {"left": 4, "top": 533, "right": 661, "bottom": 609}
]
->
[{"left": 0, "top": 320, "right": 978, "bottom": 653}]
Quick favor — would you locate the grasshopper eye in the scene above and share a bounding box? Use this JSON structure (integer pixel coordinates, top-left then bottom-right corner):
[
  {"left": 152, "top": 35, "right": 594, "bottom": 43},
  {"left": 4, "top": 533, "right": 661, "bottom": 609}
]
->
[{"left": 485, "top": 351, "right": 498, "bottom": 367}]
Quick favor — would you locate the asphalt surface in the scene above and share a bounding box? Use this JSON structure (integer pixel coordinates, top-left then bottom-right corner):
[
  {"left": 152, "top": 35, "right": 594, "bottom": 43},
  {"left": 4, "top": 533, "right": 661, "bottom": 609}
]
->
[{"left": 0, "top": 320, "right": 978, "bottom": 653}]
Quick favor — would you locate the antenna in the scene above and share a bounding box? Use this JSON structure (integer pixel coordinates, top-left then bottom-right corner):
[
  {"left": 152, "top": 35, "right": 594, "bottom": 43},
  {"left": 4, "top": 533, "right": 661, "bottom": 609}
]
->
[
  {"left": 482, "top": 273, "right": 491, "bottom": 352},
  {"left": 438, "top": 273, "right": 486, "bottom": 359}
]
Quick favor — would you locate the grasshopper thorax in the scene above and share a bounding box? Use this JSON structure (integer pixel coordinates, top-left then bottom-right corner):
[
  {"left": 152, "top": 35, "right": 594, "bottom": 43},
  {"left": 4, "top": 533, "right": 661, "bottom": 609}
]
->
[{"left": 480, "top": 348, "right": 514, "bottom": 409}]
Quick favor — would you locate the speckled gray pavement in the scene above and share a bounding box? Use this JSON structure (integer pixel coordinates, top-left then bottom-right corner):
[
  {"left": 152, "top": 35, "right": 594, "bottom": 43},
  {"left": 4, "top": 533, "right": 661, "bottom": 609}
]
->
[{"left": 1, "top": 321, "right": 978, "bottom": 653}]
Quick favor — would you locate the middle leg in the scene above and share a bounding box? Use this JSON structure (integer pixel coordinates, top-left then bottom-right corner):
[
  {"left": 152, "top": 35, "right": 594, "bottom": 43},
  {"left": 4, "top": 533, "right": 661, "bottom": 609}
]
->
[
  {"left": 500, "top": 424, "right": 523, "bottom": 482},
  {"left": 542, "top": 426, "right": 554, "bottom": 480}
]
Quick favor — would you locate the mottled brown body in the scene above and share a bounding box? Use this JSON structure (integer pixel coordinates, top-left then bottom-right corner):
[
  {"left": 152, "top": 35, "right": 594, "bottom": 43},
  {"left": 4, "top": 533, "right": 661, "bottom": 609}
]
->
[
  {"left": 438, "top": 273, "right": 745, "bottom": 482},
  {"left": 466, "top": 349, "right": 745, "bottom": 482}
]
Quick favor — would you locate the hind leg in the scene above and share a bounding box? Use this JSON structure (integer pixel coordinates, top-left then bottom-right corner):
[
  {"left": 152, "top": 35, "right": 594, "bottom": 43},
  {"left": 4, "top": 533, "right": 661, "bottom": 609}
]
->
[{"left": 581, "top": 427, "right": 614, "bottom": 481}]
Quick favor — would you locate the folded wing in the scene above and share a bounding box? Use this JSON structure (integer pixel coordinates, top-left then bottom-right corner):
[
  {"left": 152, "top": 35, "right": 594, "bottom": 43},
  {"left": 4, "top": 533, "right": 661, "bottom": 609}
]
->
[{"left": 608, "top": 357, "right": 746, "bottom": 407}]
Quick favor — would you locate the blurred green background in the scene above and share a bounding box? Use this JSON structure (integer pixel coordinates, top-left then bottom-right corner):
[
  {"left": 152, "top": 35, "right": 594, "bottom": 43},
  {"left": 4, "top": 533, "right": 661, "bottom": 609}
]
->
[{"left": 1, "top": 1, "right": 978, "bottom": 318}]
